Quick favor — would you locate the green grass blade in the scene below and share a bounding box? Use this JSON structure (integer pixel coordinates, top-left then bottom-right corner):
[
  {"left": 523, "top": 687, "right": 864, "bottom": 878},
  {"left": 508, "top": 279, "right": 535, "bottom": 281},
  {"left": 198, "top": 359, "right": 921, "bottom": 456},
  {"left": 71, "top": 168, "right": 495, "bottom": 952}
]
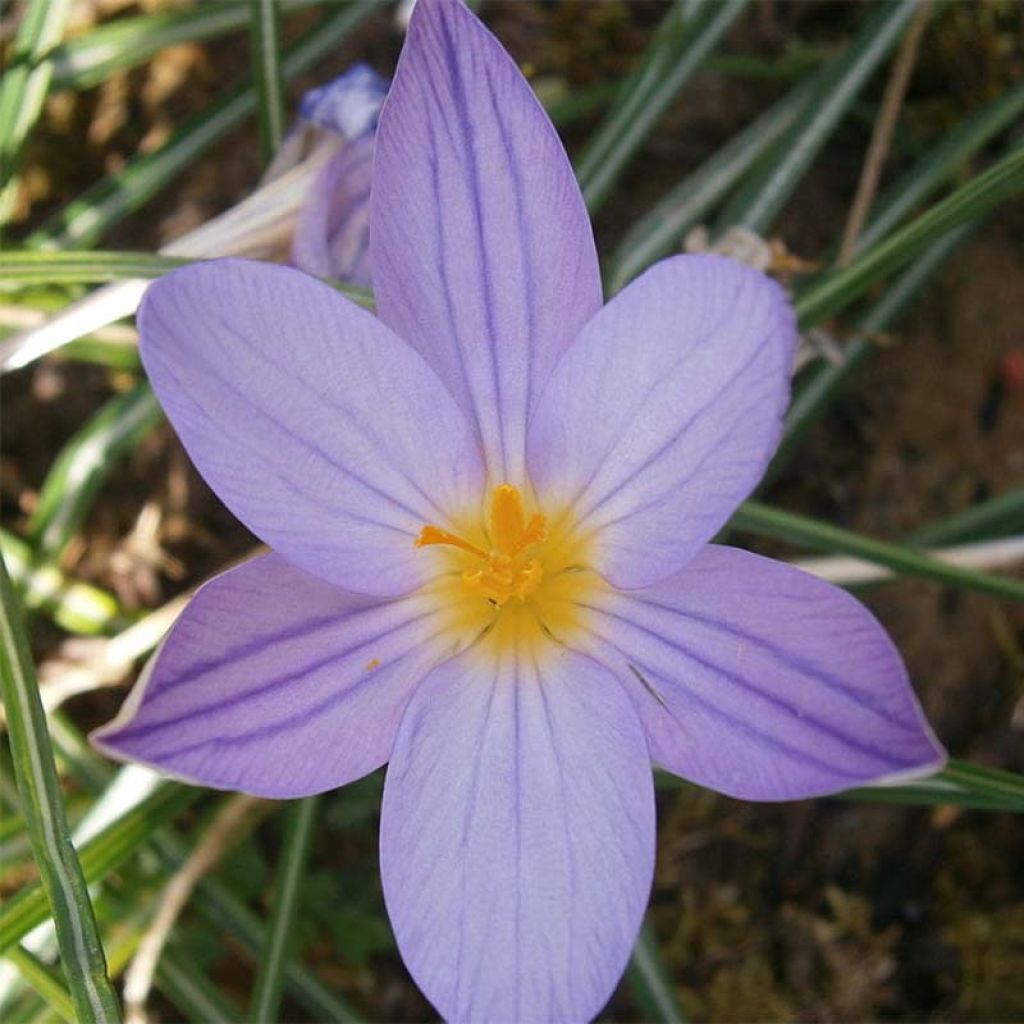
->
[
  {"left": 840, "top": 760, "right": 1024, "bottom": 812},
  {"left": 795, "top": 143, "right": 1024, "bottom": 328},
  {"left": 0, "top": 0, "right": 73, "bottom": 222},
  {"left": 626, "top": 921, "right": 687, "bottom": 1023},
  {"left": 906, "top": 488, "right": 1024, "bottom": 547},
  {"left": 28, "top": 383, "right": 162, "bottom": 562},
  {"left": 0, "top": 554, "right": 122, "bottom": 1021},
  {"left": 606, "top": 77, "right": 811, "bottom": 293},
  {"left": 249, "top": 796, "right": 320, "bottom": 1022},
  {"left": 50, "top": 5, "right": 251, "bottom": 92},
  {"left": 0, "top": 782, "right": 199, "bottom": 954},
  {"left": 731, "top": 501, "right": 1024, "bottom": 603},
  {"left": 250, "top": 0, "right": 287, "bottom": 164},
  {"left": 720, "top": 0, "right": 918, "bottom": 235},
  {"left": 576, "top": 0, "right": 746, "bottom": 214},
  {"left": 0, "top": 251, "right": 374, "bottom": 307},
  {"left": 157, "top": 950, "right": 242, "bottom": 1023},
  {"left": 2, "top": 528, "right": 131, "bottom": 635},
  {"left": 769, "top": 219, "right": 978, "bottom": 478},
  {"left": 28, "top": 3, "right": 375, "bottom": 251},
  {"left": 5, "top": 947, "right": 74, "bottom": 1024},
  {"left": 1, "top": 252, "right": 192, "bottom": 284},
  {"left": 854, "top": 78, "right": 1024, "bottom": 256}
]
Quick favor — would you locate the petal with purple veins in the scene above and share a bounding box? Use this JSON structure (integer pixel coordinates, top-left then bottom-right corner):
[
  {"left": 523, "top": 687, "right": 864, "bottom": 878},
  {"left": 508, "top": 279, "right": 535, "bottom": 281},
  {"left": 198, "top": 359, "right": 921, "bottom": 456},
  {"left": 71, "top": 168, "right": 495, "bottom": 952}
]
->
[
  {"left": 528, "top": 254, "right": 797, "bottom": 589},
  {"left": 381, "top": 641, "right": 655, "bottom": 1022},
  {"left": 139, "top": 258, "right": 484, "bottom": 598},
  {"left": 372, "top": 0, "right": 602, "bottom": 483},
  {"left": 93, "top": 554, "right": 449, "bottom": 798},
  {"left": 581, "top": 545, "right": 946, "bottom": 800}
]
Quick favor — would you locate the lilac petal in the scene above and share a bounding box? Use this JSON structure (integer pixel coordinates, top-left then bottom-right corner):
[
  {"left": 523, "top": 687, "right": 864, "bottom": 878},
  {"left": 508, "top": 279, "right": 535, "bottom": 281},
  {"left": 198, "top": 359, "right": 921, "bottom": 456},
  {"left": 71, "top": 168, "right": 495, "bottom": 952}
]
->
[
  {"left": 93, "top": 554, "right": 446, "bottom": 798},
  {"left": 381, "top": 643, "right": 655, "bottom": 1022},
  {"left": 291, "top": 134, "right": 374, "bottom": 285},
  {"left": 139, "top": 258, "right": 484, "bottom": 597},
  {"left": 582, "top": 545, "right": 946, "bottom": 800},
  {"left": 527, "top": 254, "right": 797, "bottom": 589},
  {"left": 372, "top": 0, "right": 602, "bottom": 483},
  {"left": 298, "top": 62, "right": 389, "bottom": 138}
]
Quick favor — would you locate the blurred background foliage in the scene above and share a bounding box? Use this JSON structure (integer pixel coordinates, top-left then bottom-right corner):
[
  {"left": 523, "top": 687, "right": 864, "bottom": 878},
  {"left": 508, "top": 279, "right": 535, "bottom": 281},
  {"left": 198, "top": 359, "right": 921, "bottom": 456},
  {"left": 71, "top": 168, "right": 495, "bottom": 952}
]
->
[{"left": 1, "top": 0, "right": 1022, "bottom": 1021}]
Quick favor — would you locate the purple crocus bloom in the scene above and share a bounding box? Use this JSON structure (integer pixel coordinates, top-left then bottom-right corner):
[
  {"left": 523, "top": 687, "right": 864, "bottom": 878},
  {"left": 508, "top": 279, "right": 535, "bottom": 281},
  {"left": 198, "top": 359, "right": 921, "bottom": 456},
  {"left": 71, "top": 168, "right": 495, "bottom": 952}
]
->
[{"left": 95, "top": 1, "right": 945, "bottom": 1019}]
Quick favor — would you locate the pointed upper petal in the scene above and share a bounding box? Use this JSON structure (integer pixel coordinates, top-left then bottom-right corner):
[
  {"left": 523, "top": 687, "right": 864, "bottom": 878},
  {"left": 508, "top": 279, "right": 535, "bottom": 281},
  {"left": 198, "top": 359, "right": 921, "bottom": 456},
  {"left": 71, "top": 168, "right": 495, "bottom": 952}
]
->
[
  {"left": 381, "top": 642, "right": 655, "bottom": 1022},
  {"left": 93, "top": 554, "right": 447, "bottom": 797},
  {"left": 139, "top": 258, "right": 484, "bottom": 597},
  {"left": 582, "top": 546, "right": 946, "bottom": 800},
  {"left": 372, "top": 0, "right": 602, "bottom": 483},
  {"left": 528, "top": 255, "right": 796, "bottom": 589}
]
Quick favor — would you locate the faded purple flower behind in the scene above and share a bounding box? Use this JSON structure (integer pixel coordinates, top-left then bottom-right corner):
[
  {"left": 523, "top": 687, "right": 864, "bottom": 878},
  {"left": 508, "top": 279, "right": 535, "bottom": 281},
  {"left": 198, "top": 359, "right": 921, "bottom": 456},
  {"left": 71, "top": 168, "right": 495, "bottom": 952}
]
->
[
  {"left": 286, "top": 63, "right": 388, "bottom": 285},
  {"left": 94, "top": 1, "right": 946, "bottom": 1020}
]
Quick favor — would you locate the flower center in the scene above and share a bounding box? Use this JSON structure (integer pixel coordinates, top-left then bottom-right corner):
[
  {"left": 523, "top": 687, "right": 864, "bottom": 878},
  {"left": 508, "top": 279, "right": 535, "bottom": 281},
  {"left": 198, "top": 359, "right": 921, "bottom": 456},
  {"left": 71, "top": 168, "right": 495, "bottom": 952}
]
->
[{"left": 415, "top": 484, "right": 548, "bottom": 606}]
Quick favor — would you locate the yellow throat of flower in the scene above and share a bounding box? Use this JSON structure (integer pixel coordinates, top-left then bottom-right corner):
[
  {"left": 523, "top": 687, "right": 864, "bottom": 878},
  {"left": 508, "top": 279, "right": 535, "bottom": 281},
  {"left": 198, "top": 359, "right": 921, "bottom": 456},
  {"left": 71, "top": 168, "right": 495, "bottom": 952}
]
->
[
  {"left": 414, "top": 483, "right": 596, "bottom": 653},
  {"left": 415, "top": 484, "right": 548, "bottom": 606}
]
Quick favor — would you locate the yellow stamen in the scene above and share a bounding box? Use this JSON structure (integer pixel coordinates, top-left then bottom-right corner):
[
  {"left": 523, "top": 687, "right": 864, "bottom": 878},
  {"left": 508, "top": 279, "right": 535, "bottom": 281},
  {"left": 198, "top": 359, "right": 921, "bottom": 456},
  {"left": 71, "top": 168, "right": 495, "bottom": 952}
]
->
[{"left": 415, "top": 484, "right": 548, "bottom": 605}]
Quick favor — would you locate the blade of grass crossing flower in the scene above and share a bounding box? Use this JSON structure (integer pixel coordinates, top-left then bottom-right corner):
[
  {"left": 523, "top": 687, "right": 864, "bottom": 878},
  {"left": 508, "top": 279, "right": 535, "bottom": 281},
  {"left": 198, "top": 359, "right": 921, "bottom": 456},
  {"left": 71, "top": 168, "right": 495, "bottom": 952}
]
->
[
  {"left": 906, "top": 488, "right": 1024, "bottom": 547},
  {"left": 768, "top": 219, "right": 978, "bottom": 478},
  {"left": 840, "top": 760, "right": 1024, "bottom": 812},
  {"left": 576, "top": 0, "right": 747, "bottom": 214},
  {"left": 1, "top": 528, "right": 131, "bottom": 635},
  {"left": 4, "top": 948, "right": 74, "bottom": 1024},
  {"left": 852, "top": 78, "right": 1024, "bottom": 257},
  {"left": 0, "top": 252, "right": 192, "bottom": 285},
  {"left": 248, "top": 796, "right": 320, "bottom": 1022},
  {"left": 28, "top": 3, "right": 375, "bottom": 251},
  {"left": 0, "top": 555, "right": 122, "bottom": 1021},
  {"left": 0, "top": 0, "right": 73, "bottom": 223},
  {"left": 719, "top": 0, "right": 919, "bottom": 236},
  {"left": 28, "top": 383, "right": 162, "bottom": 562},
  {"left": 250, "top": 0, "right": 287, "bottom": 164},
  {"left": 0, "top": 252, "right": 375, "bottom": 307},
  {"left": 730, "top": 501, "right": 1024, "bottom": 604},
  {"left": 795, "top": 143, "right": 1024, "bottom": 328},
  {"left": 625, "top": 920, "right": 687, "bottom": 1023},
  {"left": 0, "top": 782, "right": 199, "bottom": 954},
  {"left": 606, "top": 77, "right": 812, "bottom": 293}
]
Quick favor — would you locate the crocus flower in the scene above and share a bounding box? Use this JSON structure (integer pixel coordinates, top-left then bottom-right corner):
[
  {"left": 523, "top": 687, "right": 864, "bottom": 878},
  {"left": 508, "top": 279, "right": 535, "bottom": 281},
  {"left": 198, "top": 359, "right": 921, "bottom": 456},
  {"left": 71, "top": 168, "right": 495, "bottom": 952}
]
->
[{"left": 95, "top": 1, "right": 945, "bottom": 1019}]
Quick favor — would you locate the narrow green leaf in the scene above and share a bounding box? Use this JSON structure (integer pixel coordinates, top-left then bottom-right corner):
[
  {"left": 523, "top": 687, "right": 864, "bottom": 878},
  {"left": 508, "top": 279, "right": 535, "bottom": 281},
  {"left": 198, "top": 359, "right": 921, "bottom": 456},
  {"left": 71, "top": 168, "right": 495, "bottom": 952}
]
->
[
  {"left": 50, "top": 5, "right": 251, "bottom": 92},
  {"left": 0, "top": 252, "right": 192, "bottom": 285},
  {"left": 0, "top": 554, "right": 122, "bottom": 1021},
  {"left": 29, "top": 383, "right": 162, "bottom": 562},
  {"left": 2, "top": 528, "right": 131, "bottom": 635},
  {"left": 157, "top": 950, "right": 243, "bottom": 1023},
  {"left": 731, "top": 501, "right": 1024, "bottom": 603},
  {"left": 0, "top": 782, "right": 199, "bottom": 954},
  {"left": 854, "top": 78, "right": 1024, "bottom": 256},
  {"left": 48, "top": 717, "right": 365, "bottom": 1024},
  {"left": 768, "top": 219, "right": 978, "bottom": 478},
  {"left": 840, "top": 760, "right": 1024, "bottom": 812},
  {"left": 249, "top": 796, "right": 320, "bottom": 1022},
  {"left": 796, "top": 143, "right": 1024, "bottom": 328},
  {"left": 250, "top": 0, "right": 287, "bottom": 164},
  {"left": 576, "top": 0, "right": 747, "bottom": 213},
  {"left": 0, "top": 0, "right": 73, "bottom": 222},
  {"left": 606, "top": 77, "right": 812, "bottom": 293},
  {"left": 0, "top": 251, "right": 374, "bottom": 307},
  {"left": 906, "top": 487, "right": 1024, "bottom": 547},
  {"left": 626, "top": 921, "right": 687, "bottom": 1023},
  {"left": 29, "top": 3, "right": 375, "bottom": 251},
  {"left": 719, "top": 0, "right": 918, "bottom": 234},
  {"left": 5, "top": 947, "right": 75, "bottom": 1024}
]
